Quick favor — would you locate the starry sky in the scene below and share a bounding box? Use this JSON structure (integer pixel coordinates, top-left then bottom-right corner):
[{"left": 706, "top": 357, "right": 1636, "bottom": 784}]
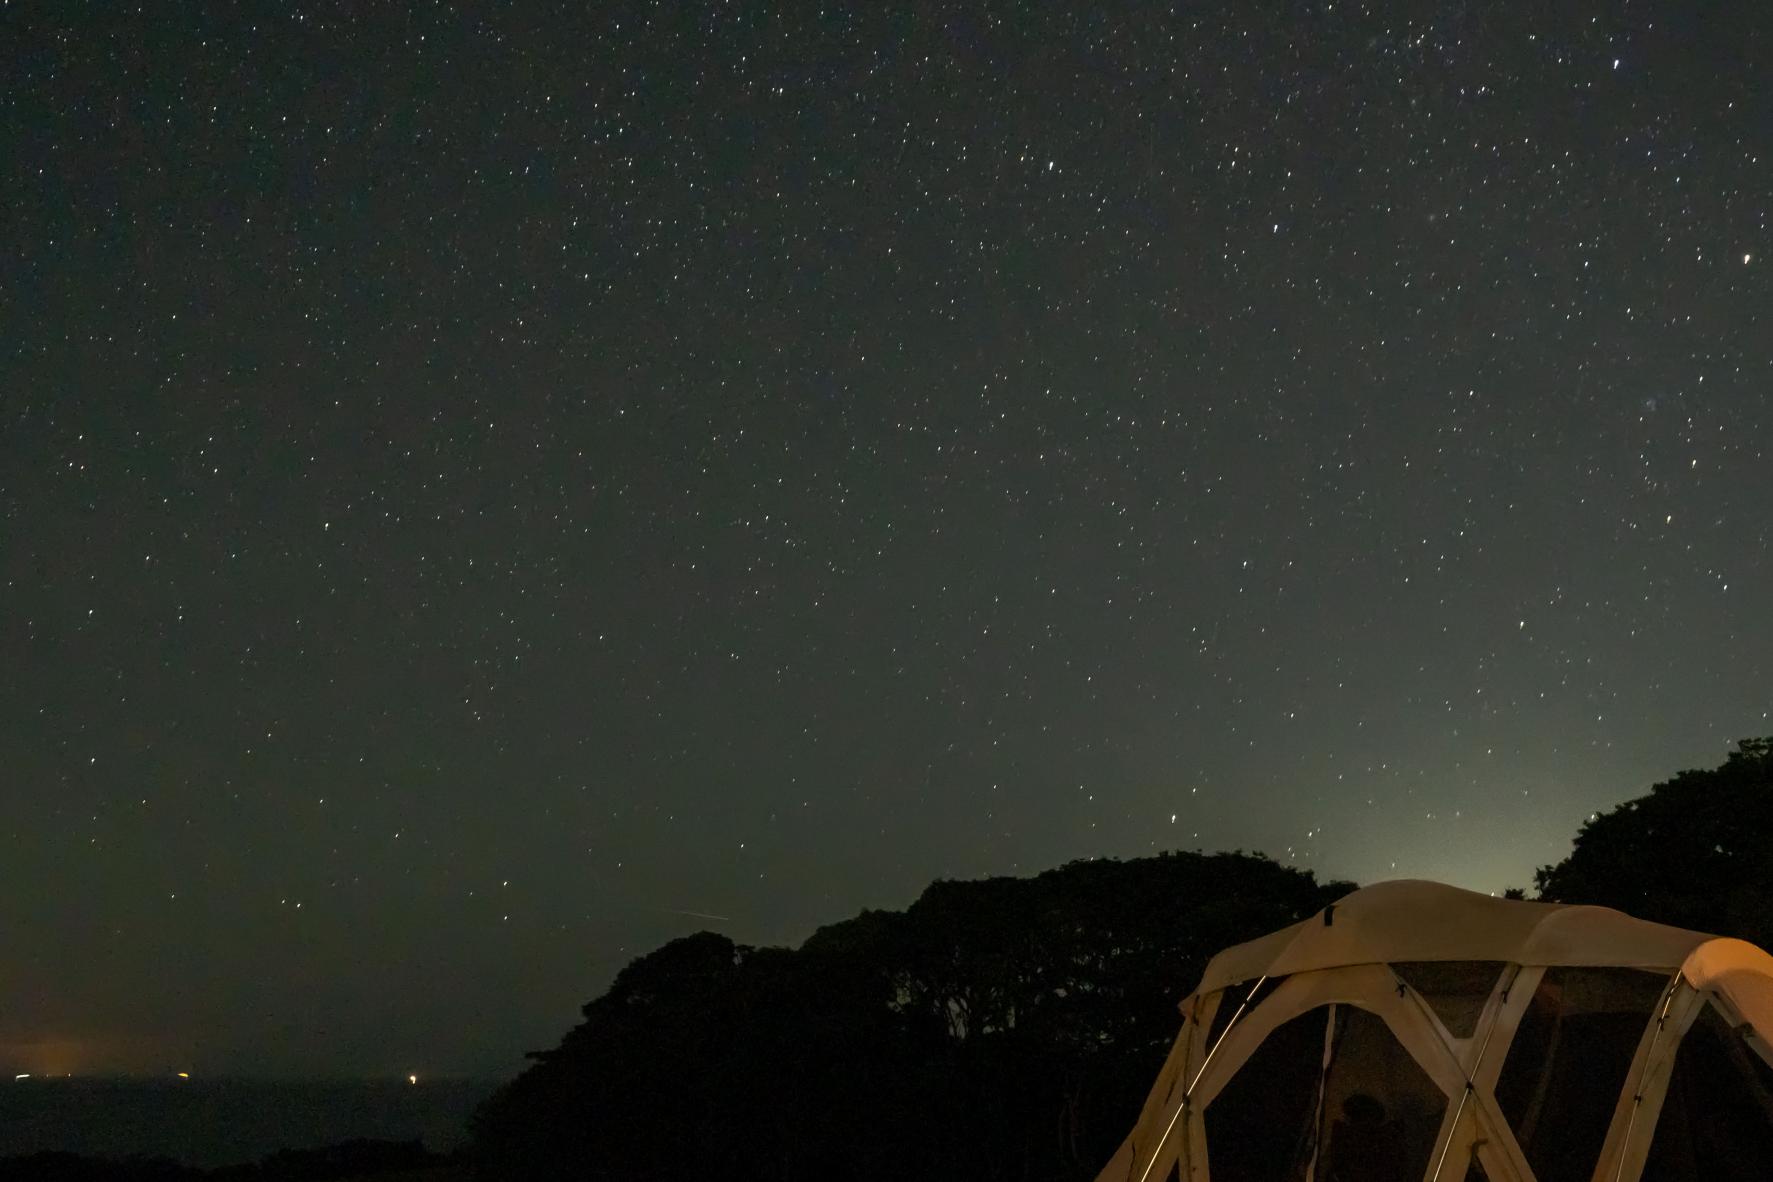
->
[{"left": 4, "top": 2, "right": 1771, "bottom": 1079}]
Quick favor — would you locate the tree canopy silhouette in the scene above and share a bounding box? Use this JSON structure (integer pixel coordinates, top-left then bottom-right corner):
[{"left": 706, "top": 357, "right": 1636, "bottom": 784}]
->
[
  {"left": 1535, "top": 738, "right": 1773, "bottom": 948},
  {"left": 472, "top": 850, "right": 1348, "bottom": 1181}
]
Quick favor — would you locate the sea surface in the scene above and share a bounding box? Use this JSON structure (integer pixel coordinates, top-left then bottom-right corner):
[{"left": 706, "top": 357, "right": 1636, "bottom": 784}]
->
[{"left": 0, "top": 1077, "right": 497, "bottom": 1168}]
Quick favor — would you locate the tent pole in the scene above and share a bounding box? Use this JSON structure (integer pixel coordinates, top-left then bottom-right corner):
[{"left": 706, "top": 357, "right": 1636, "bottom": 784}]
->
[
  {"left": 1136, "top": 974, "right": 1269, "bottom": 1182},
  {"left": 1608, "top": 976, "right": 1682, "bottom": 1182},
  {"left": 1416, "top": 964, "right": 1515, "bottom": 1182},
  {"left": 1427, "top": 1087, "right": 1473, "bottom": 1182}
]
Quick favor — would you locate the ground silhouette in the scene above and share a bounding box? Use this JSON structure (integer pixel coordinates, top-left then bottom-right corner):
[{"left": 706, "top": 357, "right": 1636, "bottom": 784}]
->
[{"left": 0, "top": 1140, "right": 456, "bottom": 1182}]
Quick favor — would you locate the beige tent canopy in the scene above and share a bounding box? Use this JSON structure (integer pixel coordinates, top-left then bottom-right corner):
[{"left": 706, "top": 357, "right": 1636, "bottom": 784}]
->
[{"left": 1096, "top": 879, "right": 1773, "bottom": 1182}]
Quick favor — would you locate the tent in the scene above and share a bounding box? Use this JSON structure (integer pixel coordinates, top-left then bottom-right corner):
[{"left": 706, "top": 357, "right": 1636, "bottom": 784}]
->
[{"left": 1095, "top": 880, "right": 1773, "bottom": 1182}]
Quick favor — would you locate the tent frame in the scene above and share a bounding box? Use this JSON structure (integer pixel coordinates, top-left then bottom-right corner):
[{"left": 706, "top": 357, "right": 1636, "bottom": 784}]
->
[{"left": 1104, "top": 884, "right": 1773, "bottom": 1182}]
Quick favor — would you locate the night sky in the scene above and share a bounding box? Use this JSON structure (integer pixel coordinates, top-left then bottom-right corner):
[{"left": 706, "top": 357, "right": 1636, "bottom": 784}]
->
[{"left": 5, "top": 3, "right": 1770, "bottom": 1080}]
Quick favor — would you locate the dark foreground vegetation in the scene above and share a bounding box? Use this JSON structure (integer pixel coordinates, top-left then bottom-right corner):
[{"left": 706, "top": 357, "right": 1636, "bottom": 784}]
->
[
  {"left": 474, "top": 851, "right": 1344, "bottom": 1181},
  {"left": 1534, "top": 738, "right": 1773, "bottom": 950},
  {"left": 0, "top": 1140, "right": 462, "bottom": 1182},
  {"left": 18, "top": 741, "right": 1768, "bottom": 1181},
  {"left": 475, "top": 738, "right": 1773, "bottom": 1181}
]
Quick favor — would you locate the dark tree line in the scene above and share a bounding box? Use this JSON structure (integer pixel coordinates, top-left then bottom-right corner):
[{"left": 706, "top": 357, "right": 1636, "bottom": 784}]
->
[
  {"left": 475, "top": 739, "right": 1773, "bottom": 1181},
  {"left": 1535, "top": 738, "right": 1773, "bottom": 950},
  {"left": 472, "top": 852, "right": 1347, "bottom": 1181}
]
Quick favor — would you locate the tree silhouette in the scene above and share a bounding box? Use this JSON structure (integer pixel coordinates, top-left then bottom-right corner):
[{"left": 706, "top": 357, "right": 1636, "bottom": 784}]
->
[
  {"left": 1535, "top": 738, "right": 1773, "bottom": 949},
  {"left": 473, "top": 850, "right": 1346, "bottom": 1181}
]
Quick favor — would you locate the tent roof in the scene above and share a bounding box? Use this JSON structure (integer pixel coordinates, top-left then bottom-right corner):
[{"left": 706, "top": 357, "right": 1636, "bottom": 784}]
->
[
  {"left": 1192, "top": 878, "right": 1773, "bottom": 1074},
  {"left": 1104, "top": 882, "right": 1773, "bottom": 1182},
  {"left": 1194, "top": 879, "right": 1715, "bottom": 998}
]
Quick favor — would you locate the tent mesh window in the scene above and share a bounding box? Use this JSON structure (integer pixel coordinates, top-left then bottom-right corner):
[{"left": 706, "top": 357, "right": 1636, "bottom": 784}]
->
[
  {"left": 1640, "top": 1001, "right": 1773, "bottom": 1182},
  {"left": 1492, "top": 967, "right": 1670, "bottom": 1182},
  {"left": 1202, "top": 1005, "right": 1328, "bottom": 1181},
  {"left": 1389, "top": 961, "right": 1506, "bottom": 1039},
  {"left": 1203, "top": 1004, "right": 1447, "bottom": 1182},
  {"left": 1202, "top": 976, "right": 1288, "bottom": 1052},
  {"left": 1313, "top": 1007, "right": 1447, "bottom": 1182}
]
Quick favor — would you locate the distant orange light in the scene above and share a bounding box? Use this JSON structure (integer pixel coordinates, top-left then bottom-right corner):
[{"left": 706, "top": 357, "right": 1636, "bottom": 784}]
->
[
  {"left": 408, "top": 1073, "right": 418, "bottom": 1085},
  {"left": 177, "top": 1072, "right": 190, "bottom": 1079}
]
